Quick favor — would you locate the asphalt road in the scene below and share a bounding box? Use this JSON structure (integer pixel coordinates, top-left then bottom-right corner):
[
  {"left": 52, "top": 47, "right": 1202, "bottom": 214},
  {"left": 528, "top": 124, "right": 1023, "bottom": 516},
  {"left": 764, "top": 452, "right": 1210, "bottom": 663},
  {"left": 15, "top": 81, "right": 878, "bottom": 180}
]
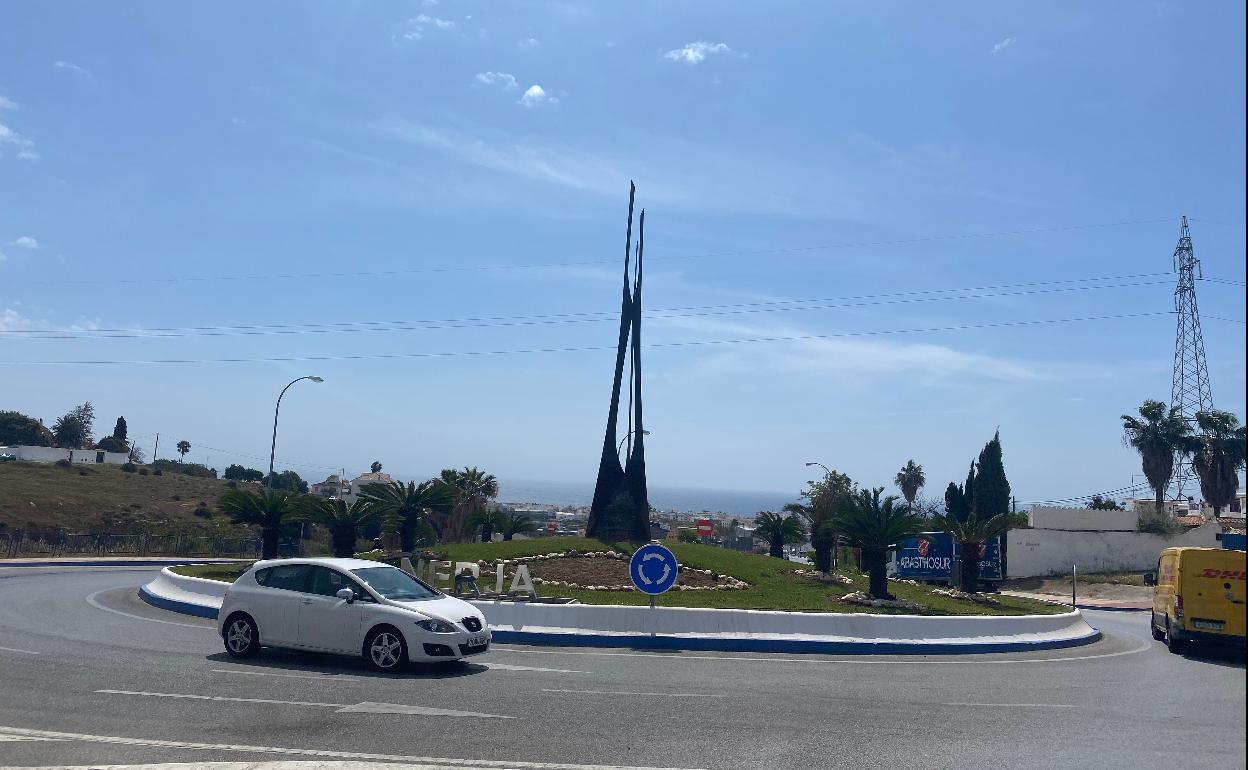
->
[{"left": 0, "top": 566, "right": 1242, "bottom": 770}]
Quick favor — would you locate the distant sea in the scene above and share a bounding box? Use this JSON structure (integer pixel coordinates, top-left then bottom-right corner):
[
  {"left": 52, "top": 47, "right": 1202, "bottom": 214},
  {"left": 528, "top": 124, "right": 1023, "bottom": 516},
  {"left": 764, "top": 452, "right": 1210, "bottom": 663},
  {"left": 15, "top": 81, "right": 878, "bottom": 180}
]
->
[{"left": 498, "top": 479, "right": 792, "bottom": 517}]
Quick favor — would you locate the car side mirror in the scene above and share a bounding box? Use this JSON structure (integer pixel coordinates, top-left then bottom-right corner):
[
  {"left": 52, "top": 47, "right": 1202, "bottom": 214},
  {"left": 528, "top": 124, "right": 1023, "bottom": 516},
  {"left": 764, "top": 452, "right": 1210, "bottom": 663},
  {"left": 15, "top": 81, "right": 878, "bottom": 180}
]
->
[
  {"left": 1143, "top": 572, "right": 1156, "bottom": 587},
  {"left": 336, "top": 588, "right": 355, "bottom": 603}
]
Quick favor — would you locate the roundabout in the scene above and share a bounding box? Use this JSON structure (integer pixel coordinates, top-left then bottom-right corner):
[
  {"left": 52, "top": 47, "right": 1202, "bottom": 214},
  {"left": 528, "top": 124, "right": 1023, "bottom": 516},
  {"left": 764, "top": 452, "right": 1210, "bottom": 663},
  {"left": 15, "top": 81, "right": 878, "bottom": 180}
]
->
[{"left": 0, "top": 562, "right": 1243, "bottom": 769}]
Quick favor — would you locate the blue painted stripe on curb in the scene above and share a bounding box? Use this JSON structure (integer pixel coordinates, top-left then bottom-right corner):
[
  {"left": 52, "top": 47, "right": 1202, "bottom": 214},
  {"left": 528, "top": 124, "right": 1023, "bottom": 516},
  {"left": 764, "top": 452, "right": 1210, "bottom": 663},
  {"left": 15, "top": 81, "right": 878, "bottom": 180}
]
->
[
  {"left": 2, "top": 560, "right": 239, "bottom": 568},
  {"left": 488, "top": 628, "right": 1102, "bottom": 655},
  {"left": 1076, "top": 605, "right": 1148, "bottom": 613},
  {"left": 138, "top": 584, "right": 219, "bottom": 620}
]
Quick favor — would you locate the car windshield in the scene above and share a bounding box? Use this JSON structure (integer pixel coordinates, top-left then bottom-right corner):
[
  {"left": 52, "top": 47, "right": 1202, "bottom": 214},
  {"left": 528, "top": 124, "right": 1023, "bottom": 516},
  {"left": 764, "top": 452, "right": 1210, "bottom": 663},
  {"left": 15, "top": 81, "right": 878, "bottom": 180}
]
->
[{"left": 351, "top": 566, "right": 440, "bottom": 601}]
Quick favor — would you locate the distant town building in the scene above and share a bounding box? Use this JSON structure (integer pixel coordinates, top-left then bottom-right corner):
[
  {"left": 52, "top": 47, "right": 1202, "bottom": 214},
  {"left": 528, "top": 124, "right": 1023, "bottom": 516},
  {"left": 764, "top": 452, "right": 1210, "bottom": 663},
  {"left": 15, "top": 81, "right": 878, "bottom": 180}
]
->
[
  {"left": 0, "top": 444, "right": 130, "bottom": 466},
  {"left": 309, "top": 471, "right": 394, "bottom": 503}
]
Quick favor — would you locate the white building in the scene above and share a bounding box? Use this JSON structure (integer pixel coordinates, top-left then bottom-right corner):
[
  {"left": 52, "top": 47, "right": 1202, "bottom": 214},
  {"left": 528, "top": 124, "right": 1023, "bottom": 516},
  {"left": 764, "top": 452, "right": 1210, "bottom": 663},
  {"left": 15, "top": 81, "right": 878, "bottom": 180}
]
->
[
  {"left": 0, "top": 445, "right": 130, "bottom": 465},
  {"left": 309, "top": 471, "right": 395, "bottom": 503}
]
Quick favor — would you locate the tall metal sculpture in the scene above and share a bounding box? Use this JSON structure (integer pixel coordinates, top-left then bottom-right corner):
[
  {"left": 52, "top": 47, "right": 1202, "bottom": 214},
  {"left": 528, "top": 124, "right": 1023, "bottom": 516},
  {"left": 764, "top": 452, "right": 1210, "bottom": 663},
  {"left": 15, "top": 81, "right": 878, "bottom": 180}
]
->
[
  {"left": 1168, "top": 215, "right": 1212, "bottom": 500},
  {"left": 586, "top": 182, "right": 650, "bottom": 541}
]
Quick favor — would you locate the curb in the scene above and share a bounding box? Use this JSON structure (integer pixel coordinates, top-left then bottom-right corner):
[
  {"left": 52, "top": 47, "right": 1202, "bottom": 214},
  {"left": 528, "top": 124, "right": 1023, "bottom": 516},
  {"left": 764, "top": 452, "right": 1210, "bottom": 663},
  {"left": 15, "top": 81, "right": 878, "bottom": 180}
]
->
[
  {"left": 1076, "top": 604, "right": 1149, "bottom": 613},
  {"left": 138, "top": 583, "right": 220, "bottom": 620},
  {"left": 1, "top": 559, "right": 242, "bottom": 569}
]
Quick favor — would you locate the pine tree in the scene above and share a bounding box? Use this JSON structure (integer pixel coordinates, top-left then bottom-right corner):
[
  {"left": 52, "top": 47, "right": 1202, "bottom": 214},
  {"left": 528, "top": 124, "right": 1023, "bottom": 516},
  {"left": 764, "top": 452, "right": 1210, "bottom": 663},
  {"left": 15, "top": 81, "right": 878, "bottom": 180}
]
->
[
  {"left": 972, "top": 431, "right": 1011, "bottom": 518},
  {"left": 112, "top": 416, "right": 128, "bottom": 442}
]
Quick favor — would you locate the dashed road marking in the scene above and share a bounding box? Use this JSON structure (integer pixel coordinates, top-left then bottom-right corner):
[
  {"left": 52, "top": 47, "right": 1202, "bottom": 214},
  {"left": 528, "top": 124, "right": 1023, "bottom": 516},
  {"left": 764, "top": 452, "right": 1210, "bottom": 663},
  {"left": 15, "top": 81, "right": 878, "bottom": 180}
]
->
[
  {"left": 0, "top": 645, "right": 39, "bottom": 655},
  {"left": 95, "top": 690, "right": 514, "bottom": 719},
  {"left": 0, "top": 725, "right": 707, "bottom": 769},
  {"left": 941, "top": 702, "right": 1077, "bottom": 708},
  {"left": 541, "top": 689, "right": 723, "bottom": 698}
]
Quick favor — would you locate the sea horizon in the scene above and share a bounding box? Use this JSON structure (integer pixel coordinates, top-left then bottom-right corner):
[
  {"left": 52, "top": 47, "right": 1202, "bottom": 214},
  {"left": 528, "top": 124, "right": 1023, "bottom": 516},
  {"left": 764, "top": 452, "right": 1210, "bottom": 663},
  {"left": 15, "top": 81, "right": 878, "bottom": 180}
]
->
[{"left": 497, "top": 478, "right": 794, "bottom": 517}]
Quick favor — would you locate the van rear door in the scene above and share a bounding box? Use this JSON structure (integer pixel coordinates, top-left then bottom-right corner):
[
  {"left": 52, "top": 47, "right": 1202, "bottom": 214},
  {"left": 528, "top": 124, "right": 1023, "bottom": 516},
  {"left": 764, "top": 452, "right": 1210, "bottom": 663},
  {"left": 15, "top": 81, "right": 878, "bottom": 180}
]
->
[{"left": 1182, "top": 549, "right": 1247, "bottom": 638}]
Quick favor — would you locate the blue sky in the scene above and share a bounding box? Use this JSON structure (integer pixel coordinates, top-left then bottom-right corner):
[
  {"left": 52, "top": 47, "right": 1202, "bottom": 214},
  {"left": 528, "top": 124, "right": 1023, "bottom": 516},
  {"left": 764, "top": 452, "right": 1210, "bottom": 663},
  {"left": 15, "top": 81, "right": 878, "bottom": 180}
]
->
[{"left": 1, "top": 1, "right": 1244, "bottom": 506}]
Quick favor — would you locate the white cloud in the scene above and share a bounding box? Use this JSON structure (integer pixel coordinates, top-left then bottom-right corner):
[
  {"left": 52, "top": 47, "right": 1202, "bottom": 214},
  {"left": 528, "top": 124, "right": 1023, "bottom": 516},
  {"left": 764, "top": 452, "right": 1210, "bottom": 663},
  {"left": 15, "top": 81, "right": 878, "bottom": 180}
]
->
[
  {"left": 53, "top": 60, "right": 95, "bottom": 79},
  {"left": 991, "top": 37, "right": 1016, "bottom": 55},
  {"left": 12, "top": 236, "right": 38, "bottom": 249},
  {"left": 402, "top": 14, "right": 455, "bottom": 40},
  {"left": 475, "top": 71, "right": 518, "bottom": 90},
  {"left": 518, "top": 37, "right": 540, "bottom": 50},
  {"left": 0, "top": 95, "right": 17, "bottom": 110},
  {"left": 0, "top": 121, "right": 38, "bottom": 161},
  {"left": 665, "top": 41, "right": 731, "bottom": 64},
  {"left": 519, "top": 84, "right": 557, "bottom": 107},
  {"left": 0, "top": 250, "right": 6, "bottom": 263}
]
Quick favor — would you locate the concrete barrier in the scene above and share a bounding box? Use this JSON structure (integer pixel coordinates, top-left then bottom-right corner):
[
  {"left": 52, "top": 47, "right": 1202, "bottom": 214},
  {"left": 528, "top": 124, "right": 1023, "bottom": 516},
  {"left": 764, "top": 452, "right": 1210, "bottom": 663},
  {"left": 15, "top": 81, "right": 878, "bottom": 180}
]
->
[{"left": 140, "top": 567, "right": 1100, "bottom": 654}]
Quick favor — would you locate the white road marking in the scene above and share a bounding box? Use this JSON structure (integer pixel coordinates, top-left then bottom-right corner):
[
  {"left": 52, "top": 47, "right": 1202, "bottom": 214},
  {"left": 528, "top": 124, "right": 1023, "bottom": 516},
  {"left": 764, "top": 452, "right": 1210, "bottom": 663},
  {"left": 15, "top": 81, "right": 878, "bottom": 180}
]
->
[
  {"left": 941, "top": 702, "right": 1077, "bottom": 708},
  {"left": 212, "top": 668, "right": 366, "bottom": 682},
  {"left": 0, "top": 645, "right": 40, "bottom": 655},
  {"left": 482, "top": 662, "right": 587, "bottom": 674},
  {"left": 490, "top": 637, "right": 1151, "bottom": 666},
  {"left": 86, "top": 589, "right": 213, "bottom": 629},
  {"left": 0, "top": 725, "right": 707, "bottom": 770},
  {"left": 541, "top": 689, "right": 723, "bottom": 698},
  {"left": 0, "top": 733, "right": 58, "bottom": 741},
  {"left": 96, "top": 690, "right": 513, "bottom": 719}
]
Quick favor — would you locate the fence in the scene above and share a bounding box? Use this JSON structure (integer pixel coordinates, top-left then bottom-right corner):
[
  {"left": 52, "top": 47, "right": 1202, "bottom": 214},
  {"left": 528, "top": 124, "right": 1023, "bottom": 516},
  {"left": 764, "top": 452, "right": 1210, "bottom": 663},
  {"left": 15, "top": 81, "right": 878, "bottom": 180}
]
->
[{"left": 0, "top": 531, "right": 261, "bottom": 559}]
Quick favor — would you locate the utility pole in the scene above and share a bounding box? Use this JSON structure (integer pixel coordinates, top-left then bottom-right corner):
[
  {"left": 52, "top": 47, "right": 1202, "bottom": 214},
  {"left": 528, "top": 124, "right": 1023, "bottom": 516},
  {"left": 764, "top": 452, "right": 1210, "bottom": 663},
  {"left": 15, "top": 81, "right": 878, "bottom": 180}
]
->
[
  {"left": 1169, "top": 216, "right": 1213, "bottom": 501},
  {"left": 152, "top": 433, "right": 159, "bottom": 462}
]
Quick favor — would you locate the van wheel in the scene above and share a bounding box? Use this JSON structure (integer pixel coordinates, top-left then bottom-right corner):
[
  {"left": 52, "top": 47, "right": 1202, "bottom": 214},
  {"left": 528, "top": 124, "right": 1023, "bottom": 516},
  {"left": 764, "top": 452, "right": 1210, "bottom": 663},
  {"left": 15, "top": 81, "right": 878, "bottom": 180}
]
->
[
  {"left": 1164, "top": 619, "right": 1184, "bottom": 655},
  {"left": 1150, "top": 614, "right": 1165, "bottom": 641}
]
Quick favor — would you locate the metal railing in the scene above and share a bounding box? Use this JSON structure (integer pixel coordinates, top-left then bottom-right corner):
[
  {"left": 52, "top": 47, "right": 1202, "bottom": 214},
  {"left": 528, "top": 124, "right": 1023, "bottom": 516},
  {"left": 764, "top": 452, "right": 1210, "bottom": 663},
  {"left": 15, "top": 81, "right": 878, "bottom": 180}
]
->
[{"left": 0, "top": 531, "right": 261, "bottom": 559}]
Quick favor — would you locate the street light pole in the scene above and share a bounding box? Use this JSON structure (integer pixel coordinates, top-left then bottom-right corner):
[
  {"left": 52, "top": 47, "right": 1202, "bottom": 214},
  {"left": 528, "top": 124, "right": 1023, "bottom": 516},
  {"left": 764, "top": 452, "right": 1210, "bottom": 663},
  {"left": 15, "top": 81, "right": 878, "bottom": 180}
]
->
[
  {"left": 618, "top": 429, "right": 650, "bottom": 459},
  {"left": 804, "top": 461, "right": 836, "bottom": 571},
  {"left": 805, "top": 461, "right": 832, "bottom": 477},
  {"left": 268, "top": 376, "right": 324, "bottom": 489}
]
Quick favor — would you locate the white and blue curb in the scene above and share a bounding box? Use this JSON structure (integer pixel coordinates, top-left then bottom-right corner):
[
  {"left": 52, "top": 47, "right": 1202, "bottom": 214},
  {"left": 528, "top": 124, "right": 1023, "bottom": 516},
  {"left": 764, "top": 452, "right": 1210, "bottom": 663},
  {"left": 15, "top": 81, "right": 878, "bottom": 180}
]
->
[{"left": 139, "top": 567, "right": 1102, "bottom": 654}]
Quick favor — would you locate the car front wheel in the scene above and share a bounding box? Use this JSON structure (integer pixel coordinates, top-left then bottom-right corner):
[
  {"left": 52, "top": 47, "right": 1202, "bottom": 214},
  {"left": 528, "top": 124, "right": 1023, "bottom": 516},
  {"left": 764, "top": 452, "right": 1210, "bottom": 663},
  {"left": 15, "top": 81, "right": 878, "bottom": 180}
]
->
[
  {"left": 223, "top": 613, "right": 260, "bottom": 658},
  {"left": 364, "top": 626, "right": 408, "bottom": 672}
]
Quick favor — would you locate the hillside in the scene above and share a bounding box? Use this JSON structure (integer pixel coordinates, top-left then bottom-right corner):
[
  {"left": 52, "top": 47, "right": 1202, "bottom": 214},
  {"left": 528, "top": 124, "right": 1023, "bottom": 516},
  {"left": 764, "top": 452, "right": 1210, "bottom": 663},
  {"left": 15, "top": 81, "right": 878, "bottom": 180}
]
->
[{"left": 0, "top": 461, "right": 247, "bottom": 536}]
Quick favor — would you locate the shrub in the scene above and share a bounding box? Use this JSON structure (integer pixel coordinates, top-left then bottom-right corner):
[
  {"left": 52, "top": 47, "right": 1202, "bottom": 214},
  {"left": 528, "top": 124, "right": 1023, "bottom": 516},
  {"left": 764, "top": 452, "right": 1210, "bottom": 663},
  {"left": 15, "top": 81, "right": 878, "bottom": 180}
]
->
[
  {"left": 171, "top": 494, "right": 181, "bottom": 502},
  {"left": 1137, "top": 503, "right": 1183, "bottom": 535},
  {"left": 78, "top": 469, "right": 90, "bottom": 476},
  {"left": 121, "top": 462, "right": 138, "bottom": 473},
  {"left": 139, "top": 468, "right": 150, "bottom": 476},
  {"left": 225, "top": 480, "right": 237, "bottom": 489},
  {"left": 55, "top": 459, "right": 72, "bottom": 468},
  {"left": 154, "top": 469, "right": 163, "bottom": 476},
  {"left": 193, "top": 505, "right": 212, "bottom": 518}
]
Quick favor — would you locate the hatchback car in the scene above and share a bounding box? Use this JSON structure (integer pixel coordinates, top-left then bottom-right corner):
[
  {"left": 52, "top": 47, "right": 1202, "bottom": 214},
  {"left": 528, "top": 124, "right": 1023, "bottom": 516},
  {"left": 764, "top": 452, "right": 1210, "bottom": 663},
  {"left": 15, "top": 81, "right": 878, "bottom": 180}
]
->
[{"left": 217, "top": 558, "right": 490, "bottom": 671}]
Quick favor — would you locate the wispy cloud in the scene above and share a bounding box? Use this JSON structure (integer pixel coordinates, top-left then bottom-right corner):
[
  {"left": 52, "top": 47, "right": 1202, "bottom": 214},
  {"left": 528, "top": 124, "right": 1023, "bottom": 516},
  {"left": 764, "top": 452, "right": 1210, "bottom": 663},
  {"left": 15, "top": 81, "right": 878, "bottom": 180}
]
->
[
  {"left": 0, "top": 95, "right": 17, "bottom": 110},
  {"left": 991, "top": 37, "right": 1016, "bottom": 55},
  {"left": 12, "top": 236, "right": 38, "bottom": 249},
  {"left": 517, "top": 37, "right": 540, "bottom": 50},
  {"left": 475, "top": 71, "right": 518, "bottom": 90},
  {"left": 401, "top": 14, "right": 455, "bottom": 41},
  {"left": 53, "top": 60, "right": 95, "bottom": 80},
  {"left": 0, "top": 121, "right": 38, "bottom": 161},
  {"left": 665, "top": 41, "right": 731, "bottom": 65},
  {"left": 519, "top": 84, "right": 558, "bottom": 107}
]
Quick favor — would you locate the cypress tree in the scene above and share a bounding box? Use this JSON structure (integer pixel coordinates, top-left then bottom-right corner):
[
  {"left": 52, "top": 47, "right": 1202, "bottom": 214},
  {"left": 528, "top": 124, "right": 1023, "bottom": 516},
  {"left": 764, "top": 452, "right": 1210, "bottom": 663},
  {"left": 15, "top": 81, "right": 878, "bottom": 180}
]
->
[
  {"left": 112, "top": 416, "right": 128, "bottom": 442},
  {"left": 972, "top": 431, "right": 1011, "bottom": 518}
]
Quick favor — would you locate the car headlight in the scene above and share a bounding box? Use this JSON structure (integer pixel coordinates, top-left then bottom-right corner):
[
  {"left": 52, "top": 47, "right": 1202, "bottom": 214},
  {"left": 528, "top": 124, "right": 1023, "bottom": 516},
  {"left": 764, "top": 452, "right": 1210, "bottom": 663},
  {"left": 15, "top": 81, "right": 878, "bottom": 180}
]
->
[{"left": 415, "top": 618, "right": 458, "bottom": 634}]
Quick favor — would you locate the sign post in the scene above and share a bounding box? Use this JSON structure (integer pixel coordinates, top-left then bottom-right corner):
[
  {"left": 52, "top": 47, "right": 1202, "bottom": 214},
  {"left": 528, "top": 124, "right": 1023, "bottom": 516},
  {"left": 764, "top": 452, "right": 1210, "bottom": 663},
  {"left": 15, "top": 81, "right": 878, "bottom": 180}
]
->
[{"left": 630, "top": 542, "right": 679, "bottom": 630}]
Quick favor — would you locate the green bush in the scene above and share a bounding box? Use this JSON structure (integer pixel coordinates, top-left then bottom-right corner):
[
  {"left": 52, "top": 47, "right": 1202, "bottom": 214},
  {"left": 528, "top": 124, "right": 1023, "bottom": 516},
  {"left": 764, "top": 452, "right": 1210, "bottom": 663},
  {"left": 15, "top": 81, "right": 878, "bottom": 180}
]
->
[
  {"left": 121, "top": 462, "right": 138, "bottom": 473},
  {"left": 154, "top": 468, "right": 163, "bottom": 476},
  {"left": 138, "top": 468, "right": 150, "bottom": 476},
  {"left": 193, "top": 505, "right": 212, "bottom": 518},
  {"left": 1137, "top": 503, "right": 1183, "bottom": 535},
  {"left": 55, "top": 459, "right": 72, "bottom": 468}
]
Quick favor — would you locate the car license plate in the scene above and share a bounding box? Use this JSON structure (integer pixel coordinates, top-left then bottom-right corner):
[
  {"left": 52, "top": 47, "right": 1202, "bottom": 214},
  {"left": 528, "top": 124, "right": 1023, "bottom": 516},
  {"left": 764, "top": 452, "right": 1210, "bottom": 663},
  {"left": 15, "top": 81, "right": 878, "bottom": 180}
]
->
[
  {"left": 1193, "top": 620, "right": 1224, "bottom": 630},
  {"left": 467, "top": 635, "right": 488, "bottom": 647}
]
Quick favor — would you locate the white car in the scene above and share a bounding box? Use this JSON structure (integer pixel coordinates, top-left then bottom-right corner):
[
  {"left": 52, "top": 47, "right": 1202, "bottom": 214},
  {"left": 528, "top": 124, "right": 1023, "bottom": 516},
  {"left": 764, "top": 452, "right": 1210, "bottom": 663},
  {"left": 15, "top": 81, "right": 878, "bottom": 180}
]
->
[{"left": 217, "top": 558, "right": 490, "bottom": 671}]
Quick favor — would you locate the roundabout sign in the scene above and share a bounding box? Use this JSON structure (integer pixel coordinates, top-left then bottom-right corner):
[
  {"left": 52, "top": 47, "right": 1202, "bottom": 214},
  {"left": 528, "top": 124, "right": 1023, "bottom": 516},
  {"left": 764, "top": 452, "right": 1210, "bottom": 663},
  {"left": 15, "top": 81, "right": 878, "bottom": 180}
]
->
[{"left": 629, "top": 543, "right": 679, "bottom": 596}]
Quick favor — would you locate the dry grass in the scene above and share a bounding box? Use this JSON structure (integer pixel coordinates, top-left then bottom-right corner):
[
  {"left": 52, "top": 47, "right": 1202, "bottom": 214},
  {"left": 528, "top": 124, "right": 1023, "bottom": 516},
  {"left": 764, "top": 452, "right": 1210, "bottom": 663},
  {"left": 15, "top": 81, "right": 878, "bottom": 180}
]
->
[{"left": 0, "top": 460, "right": 249, "bottom": 536}]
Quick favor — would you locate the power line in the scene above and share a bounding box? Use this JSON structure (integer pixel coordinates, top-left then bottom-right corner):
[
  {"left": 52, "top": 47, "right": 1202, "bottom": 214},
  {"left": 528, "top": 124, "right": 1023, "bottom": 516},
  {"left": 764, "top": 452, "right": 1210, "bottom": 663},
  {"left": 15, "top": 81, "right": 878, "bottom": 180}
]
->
[
  {"left": 1205, "top": 315, "right": 1246, "bottom": 325},
  {"left": 0, "top": 310, "right": 1173, "bottom": 366},
  {"left": 1, "top": 273, "right": 1180, "bottom": 340},
  {"left": 8, "top": 217, "right": 1178, "bottom": 288}
]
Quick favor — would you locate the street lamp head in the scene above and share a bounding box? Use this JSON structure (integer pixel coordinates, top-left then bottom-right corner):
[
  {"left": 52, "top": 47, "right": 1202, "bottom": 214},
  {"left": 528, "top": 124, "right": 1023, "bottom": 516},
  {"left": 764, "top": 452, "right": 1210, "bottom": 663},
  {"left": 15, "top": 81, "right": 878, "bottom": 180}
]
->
[
  {"left": 308, "top": 376, "right": 324, "bottom": 383},
  {"left": 642, "top": 430, "right": 651, "bottom": 436},
  {"left": 804, "top": 462, "right": 817, "bottom": 467}
]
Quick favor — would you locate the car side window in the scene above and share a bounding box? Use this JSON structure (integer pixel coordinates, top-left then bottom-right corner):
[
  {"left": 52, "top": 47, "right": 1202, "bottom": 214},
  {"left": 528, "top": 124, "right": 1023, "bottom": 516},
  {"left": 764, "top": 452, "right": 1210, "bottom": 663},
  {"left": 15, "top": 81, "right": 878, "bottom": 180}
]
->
[
  {"left": 261, "top": 564, "right": 312, "bottom": 592},
  {"left": 306, "top": 566, "right": 375, "bottom": 601}
]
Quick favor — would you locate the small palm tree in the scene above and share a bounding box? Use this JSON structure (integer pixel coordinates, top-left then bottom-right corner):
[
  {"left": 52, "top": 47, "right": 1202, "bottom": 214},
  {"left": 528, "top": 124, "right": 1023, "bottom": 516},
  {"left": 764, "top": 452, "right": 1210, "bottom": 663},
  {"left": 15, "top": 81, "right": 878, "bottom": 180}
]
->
[
  {"left": 360, "top": 480, "right": 452, "bottom": 551},
  {"left": 929, "top": 511, "right": 1015, "bottom": 592},
  {"left": 468, "top": 508, "right": 507, "bottom": 542},
  {"left": 217, "top": 488, "right": 301, "bottom": 559},
  {"left": 788, "top": 468, "right": 853, "bottom": 573},
  {"left": 176, "top": 440, "right": 191, "bottom": 463},
  {"left": 438, "top": 467, "right": 499, "bottom": 542},
  {"left": 831, "top": 487, "right": 928, "bottom": 599},
  {"left": 298, "top": 497, "right": 394, "bottom": 558},
  {"left": 1192, "top": 410, "right": 1247, "bottom": 515},
  {"left": 894, "top": 460, "right": 926, "bottom": 508},
  {"left": 753, "top": 511, "right": 807, "bottom": 559},
  {"left": 1121, "top": 400, "right": 1195, "bottom": 512},
  {"left": 499, "top": 511, "right": 538, "bottom": 541}
]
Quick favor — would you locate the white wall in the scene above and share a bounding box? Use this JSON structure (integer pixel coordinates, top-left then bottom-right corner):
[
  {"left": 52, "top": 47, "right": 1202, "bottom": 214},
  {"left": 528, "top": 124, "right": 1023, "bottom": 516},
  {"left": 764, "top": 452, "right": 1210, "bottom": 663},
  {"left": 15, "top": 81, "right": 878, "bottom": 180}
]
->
[
  {"left": 1028, "top": 506, "right": 1137, "bottom": 532},
  {"left": 1007, "top": 522, "right": 1221, "bottom": 578},
  {"left": 4, "top": 445, "right": 130, "bottom": 465}
]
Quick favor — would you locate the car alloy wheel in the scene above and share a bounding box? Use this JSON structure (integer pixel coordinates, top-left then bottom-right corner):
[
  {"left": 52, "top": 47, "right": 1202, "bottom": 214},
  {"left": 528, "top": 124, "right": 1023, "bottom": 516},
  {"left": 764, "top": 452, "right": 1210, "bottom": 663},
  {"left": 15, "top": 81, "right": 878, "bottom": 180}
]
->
[
  {"left": 368, "top": 630, "right": 404, "bottom": 670},
  {"left": 224, "top": 615, "right": 259, "bottom": 658}
]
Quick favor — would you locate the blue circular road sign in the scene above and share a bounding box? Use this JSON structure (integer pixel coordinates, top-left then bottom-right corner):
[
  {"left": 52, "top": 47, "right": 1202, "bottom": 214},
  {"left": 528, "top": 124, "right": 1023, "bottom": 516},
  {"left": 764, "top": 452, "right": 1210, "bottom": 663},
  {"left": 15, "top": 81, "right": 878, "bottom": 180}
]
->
[{"left": 629, "top": 543, "right": 679, "bottom": 596}]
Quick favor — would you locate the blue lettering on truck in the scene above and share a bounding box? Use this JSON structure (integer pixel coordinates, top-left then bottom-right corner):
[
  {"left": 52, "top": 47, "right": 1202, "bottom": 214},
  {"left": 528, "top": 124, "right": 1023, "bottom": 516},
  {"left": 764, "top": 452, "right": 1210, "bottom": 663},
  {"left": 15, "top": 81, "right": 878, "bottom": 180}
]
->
[{"left": 894, "top": 532, "right": 1002, "bottom": 581}]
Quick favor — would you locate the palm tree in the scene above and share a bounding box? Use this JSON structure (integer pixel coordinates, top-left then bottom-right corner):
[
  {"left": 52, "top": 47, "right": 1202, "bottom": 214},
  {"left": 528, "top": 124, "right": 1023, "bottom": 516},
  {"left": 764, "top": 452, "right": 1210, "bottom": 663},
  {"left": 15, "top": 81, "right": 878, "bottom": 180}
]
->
[
  {"left": 359, "top": 480, "right": 452, "bottom": 551},
  {"left": 176, "top": 440, "right": 191, "bottom": 463},
  {"left": 1192, "top": 410, "right": 1247, "bottom": 515},
  {"left": 788, "top": 468, "right": 853, "bottom": 573},
  {"left": 1121, "top": 400, "right": 1196, "bottom": 512},
  {"left": 438, "top": 467, "right": 499, "bottom": 542},
  {"left": 298, "top": 497, "right": 394, "bottom": 558},
  {"left": 929, "top": 511, "right": 1015, "bottom": 593},
  {"left": 753, "top": 511, "right": 806, "bottom": 559},
  {"left": 468, "top": 508, "right": 507, "bottom": 542},
  {"left": 894, "top": 460, "right": 926, "bottom": 508},
  {"left": 831, "top": 487, "right": 928, "bottom": 599},
  {"left": 499, "top": 511, "right": 538, "bottom": 541},
  {"left": 217, "top": 488, "right": 301, "bottom": 559}
]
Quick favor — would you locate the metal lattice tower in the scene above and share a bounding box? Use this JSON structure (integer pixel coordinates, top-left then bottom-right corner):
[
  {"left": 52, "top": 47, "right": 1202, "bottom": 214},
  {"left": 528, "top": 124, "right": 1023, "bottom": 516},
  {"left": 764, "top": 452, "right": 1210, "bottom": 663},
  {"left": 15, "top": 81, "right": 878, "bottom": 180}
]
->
[{"left": 1169, "top": 215, "right": 1213, "bottom": 500}]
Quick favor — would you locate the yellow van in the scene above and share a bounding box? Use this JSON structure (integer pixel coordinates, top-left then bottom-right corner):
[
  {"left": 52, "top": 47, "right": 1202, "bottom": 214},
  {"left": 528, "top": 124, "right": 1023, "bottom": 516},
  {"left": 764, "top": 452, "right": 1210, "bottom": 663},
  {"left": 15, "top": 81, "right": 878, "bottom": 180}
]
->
[{"left": 1147, "top": 547, "right": 1246, "bottom": 653}]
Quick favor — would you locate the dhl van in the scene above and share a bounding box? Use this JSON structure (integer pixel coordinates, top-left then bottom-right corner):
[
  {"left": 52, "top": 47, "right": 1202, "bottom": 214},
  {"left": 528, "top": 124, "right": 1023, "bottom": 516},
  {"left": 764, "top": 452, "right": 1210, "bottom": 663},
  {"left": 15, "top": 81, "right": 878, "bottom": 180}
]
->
[{"left": 1146, "top": 547, "right": 1246, "bottom": 653}]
